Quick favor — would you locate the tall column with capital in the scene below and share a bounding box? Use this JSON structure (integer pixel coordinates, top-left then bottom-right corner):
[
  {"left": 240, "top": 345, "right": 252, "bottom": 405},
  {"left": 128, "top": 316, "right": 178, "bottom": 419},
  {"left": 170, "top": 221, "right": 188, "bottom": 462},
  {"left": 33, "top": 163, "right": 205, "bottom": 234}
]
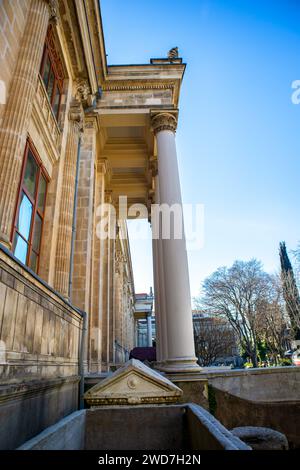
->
[
  {"left": 151, "top": 111, "right": 200, "bottom": 373},
  {"left": 54, "top": 99, "right": 83, "bottom": 298},
  {"left": 0, "top": 0, "right": 57, "bottom": 247},
  {"left": 71, "top": 119, "right": 97, "bottom": 310}
]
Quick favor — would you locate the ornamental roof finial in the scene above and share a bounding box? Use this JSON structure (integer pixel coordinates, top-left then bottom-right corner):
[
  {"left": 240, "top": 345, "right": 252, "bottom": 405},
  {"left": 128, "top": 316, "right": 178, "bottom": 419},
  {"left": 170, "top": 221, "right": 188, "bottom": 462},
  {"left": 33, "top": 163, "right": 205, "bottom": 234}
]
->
[{"left": 168, "top": 47, "right": 179, "bottom": 61}]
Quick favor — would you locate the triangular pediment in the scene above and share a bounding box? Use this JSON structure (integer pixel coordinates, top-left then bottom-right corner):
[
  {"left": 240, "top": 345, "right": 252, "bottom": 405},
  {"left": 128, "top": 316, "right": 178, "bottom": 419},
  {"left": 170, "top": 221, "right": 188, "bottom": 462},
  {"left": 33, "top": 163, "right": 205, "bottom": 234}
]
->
[{"left": 84, "top": 359, "right": 183, "bottom": 406}]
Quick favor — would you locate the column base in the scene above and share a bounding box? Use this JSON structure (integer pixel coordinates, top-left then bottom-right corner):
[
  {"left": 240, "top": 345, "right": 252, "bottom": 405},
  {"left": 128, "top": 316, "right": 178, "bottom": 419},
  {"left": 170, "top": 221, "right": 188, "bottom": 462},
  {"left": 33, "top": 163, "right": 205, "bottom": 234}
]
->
[{"left": 156, "top": 357, "right": 202, "bottom": 376}]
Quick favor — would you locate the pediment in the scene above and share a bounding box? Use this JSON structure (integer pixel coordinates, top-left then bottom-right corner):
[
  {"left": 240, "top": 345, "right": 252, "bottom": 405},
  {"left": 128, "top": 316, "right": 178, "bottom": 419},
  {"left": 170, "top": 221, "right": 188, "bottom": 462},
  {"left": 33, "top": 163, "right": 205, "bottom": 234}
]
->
[{"left": 84, "top": 359, "right": 183, "bottom": 406}]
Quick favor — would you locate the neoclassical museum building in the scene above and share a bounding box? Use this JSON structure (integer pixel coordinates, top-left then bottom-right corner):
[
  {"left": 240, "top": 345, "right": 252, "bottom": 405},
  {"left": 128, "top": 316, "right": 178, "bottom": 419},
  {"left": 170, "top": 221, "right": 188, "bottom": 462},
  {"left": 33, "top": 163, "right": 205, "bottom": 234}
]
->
[{"left": 0, "top": 0, "right": 201, "bottom": 449}]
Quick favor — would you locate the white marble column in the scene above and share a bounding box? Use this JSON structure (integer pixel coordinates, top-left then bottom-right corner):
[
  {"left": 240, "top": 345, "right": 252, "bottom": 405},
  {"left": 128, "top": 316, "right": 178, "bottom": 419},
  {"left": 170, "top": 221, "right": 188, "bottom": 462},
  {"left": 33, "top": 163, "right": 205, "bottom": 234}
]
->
[
  {"left": 147, "top": 313, "right": 153, "bottom": 347},
  {"left": 151, "top": 111, "right": 200, "bottom": 374},
  {"left": 152, "top": 171, "right": 168, "bottom": 363}
]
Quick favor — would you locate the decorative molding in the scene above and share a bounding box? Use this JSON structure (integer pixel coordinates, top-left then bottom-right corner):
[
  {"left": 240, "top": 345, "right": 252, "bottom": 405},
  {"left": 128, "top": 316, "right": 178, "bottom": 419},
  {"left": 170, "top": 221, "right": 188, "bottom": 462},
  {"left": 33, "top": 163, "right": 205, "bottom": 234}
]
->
[
  {"left": 102, "top": 82, "right": 176, "bottom": 93},
  {"left": 151, "top": 112, "right": 178, "bottom": 135},
  {"left": 75, "top": 79, "right": 91, "bottom": 102},
  {"left": 45, "top": 25, "right": 64, "bottom": 87},
  {"left": 84, "top": 359, "right": 183, "bottom": 407}
]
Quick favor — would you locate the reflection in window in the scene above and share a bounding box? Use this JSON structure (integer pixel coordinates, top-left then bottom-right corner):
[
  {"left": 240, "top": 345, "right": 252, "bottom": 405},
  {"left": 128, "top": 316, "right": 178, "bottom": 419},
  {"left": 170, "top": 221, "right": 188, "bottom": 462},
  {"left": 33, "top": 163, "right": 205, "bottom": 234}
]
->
[
  {"left": 23, "top": 151, "right": 37, "bottom": 198},
  {"left": 12, "top": 142, "right": 47, "bottom": 274},
  {"left": 13, "top": 234, "right": 28, "bottom": 265},
  {"left": 39, "top": 26, "right": 64, "bottom": 123},
  {"left": 16, "top": 193, "right": 32, "bottom": 240}
]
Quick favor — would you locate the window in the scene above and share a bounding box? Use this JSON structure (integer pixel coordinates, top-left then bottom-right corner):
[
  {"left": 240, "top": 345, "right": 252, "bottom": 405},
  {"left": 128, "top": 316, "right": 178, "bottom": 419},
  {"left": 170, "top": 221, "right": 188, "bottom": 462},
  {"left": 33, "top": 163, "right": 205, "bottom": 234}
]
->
[
  {"left": 39, "top": 26, "right": 64, "bottom": 121},
  {"left": 12, "top": 142, "right": 48, "bottom": 274}
]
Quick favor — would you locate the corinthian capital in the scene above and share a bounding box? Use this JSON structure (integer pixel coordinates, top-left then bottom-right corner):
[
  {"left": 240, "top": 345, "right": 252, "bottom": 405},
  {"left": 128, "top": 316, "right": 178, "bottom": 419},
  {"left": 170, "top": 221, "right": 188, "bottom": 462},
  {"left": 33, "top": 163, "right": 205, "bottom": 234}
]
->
[
  {"left": 47, "top": 0, "right": 59, "bottom": 25},
  {"left": 151, "top": 111, "right": 178, "bottom": 135}
]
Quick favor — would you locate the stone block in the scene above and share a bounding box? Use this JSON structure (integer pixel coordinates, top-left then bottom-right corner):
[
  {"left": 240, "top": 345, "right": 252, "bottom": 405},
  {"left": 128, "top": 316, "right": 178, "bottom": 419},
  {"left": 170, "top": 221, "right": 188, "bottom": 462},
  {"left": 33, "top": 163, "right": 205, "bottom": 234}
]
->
[{"left": 231, "top": 426, "right": 289, "bottom": 450}]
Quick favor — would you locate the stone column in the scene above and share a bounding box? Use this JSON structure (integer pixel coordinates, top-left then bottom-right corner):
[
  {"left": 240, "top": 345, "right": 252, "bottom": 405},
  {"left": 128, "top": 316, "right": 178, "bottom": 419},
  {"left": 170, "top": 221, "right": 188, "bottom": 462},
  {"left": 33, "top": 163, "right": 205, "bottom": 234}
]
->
[
  {"left": 90, "top": 159, "right": 106, "bottom": 372},
  {"left": 0, "top": 0, "right": 57, "bottom": 247},
  {"left": 71, "top": 118, "right": 97, "bottom": 309},
  {"left": 54, "top": 99, "right": 83, "bottom": 298},
  {"left": 152, "top": 236, "right": 161, "bottom": 358},
  {"left": 154, "top": 174, "right": 169, "bottom": 363},
  {"left": 147, "top": 313, "right": 153, "bottom": 347},
  {"left": 100, "top": 190, "right": 114, "bottom": 371},
  {"left": 151, "top": 111, "right": 200, "bottom": 374}
]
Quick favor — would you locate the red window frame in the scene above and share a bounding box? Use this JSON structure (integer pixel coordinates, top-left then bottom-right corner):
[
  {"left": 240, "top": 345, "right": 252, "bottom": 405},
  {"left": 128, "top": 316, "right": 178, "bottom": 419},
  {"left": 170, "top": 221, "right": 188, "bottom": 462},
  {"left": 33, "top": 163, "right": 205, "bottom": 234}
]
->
[
  {"left": 39, "top": 25, "right": 64, "bottom": 122},
  {"left": 12, "top": 140, "right": 49, "bottom": 274}
]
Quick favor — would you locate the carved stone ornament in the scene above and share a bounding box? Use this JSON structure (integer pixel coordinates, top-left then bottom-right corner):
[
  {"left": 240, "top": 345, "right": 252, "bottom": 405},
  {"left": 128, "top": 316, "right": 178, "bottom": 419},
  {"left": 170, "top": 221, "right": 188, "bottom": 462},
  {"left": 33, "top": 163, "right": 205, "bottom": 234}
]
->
[
  {"left": 84, "top": 359, "right": 183, "bottom": 406},
  {"left": 68, "top": 99, "right": 84, "bottom": 133},
  {"left": 47, "top": 0, "right": 59, "bottom": 25},
  {"left": 151, "top": 112, "right": 178, "bottom": 135},
  {"left": 168, "top": 47, "right": 179, "bottom": 61},
  {"left": 75, "top": 79, "right": 91, "bottom": 103}
]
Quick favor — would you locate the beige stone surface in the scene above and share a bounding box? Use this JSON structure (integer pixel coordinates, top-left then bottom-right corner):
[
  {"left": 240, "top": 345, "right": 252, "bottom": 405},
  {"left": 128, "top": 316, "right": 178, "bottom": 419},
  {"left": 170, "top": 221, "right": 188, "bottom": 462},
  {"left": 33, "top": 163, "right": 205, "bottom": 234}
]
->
[
  {"left": 84, "top": 359, "right": 183, "bottom": 406},
  {"left": 0, "top": 248, "right": 83, "bottom": 383}
]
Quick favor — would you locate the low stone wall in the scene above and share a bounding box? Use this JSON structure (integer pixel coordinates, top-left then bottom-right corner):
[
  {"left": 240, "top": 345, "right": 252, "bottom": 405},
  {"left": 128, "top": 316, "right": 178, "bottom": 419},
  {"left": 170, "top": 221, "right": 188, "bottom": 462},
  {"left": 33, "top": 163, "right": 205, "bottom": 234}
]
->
[
  {"left": 18, "top": 410, "right": 86, "bottom": 450},
  {"left": 204, "top": 367, "right": 300, "bottom": 401},
  {"left": 203, "top": 367, "right": 300, "bottom": 449},
  {"left": 0, "top": 247, "right": 84, "bottom": 449},
  {"left": 18, "top": 404, "right": 249, "bottom": 450}
]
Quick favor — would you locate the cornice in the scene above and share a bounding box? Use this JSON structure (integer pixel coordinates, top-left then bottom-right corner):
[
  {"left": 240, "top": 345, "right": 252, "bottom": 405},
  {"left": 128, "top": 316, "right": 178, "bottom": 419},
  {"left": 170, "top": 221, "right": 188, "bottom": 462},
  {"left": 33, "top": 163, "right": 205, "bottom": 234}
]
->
[{"left": 102, "top": 81, "right": 176, "bottom": 92}]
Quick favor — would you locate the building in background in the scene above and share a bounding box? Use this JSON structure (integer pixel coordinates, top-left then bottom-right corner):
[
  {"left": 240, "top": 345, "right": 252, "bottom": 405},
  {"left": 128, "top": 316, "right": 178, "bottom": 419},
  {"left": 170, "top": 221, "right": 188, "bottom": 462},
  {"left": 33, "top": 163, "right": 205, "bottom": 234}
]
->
[
  {"left": 193, "top": 311, "right": 241, "bottom": 367},
  {"left": 134, "top": 290, "right": 155, "bottom": 348}
]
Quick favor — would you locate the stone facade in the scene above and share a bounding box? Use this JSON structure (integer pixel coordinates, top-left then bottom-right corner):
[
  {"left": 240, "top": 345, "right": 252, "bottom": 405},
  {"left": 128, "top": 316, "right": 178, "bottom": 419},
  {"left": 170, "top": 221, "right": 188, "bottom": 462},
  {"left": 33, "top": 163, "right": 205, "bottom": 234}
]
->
[
  {"left": 0, "top": 0, "right": 200, "bottom": 448},
  {"left": 0, "top": 246, "right": 82, "bottom": 449}
]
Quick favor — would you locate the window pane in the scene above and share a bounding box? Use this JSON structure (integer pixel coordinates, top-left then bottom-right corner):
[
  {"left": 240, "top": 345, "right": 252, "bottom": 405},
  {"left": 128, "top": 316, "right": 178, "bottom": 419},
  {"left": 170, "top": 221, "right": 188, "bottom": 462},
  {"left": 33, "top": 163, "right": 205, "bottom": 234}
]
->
[
  {"left": 38, "top": 175, "right": 47, "bottom": 212},
  {"left": 32, "top": 214, "right": 42, "bottom": 253},
  {"left": 52, "top": 84, "right": 61, "bottom": 120},
  {"left": 23, "top": 151, "right": 38, "bottom": 198},
  {"left": 16, "top": 192, "right": 33, "bottom": 240},
  {"left": 47, "top": 68, "right": 55, "bottom": 102},
  {"left": 29, "top": 251, "right": 38, "bottom": 273},
  {"left": 42, "top": 53, "right": 51, "bottom": 90},
  {"left": 13, "top": 233, "right": 28, "bottom": 265}
]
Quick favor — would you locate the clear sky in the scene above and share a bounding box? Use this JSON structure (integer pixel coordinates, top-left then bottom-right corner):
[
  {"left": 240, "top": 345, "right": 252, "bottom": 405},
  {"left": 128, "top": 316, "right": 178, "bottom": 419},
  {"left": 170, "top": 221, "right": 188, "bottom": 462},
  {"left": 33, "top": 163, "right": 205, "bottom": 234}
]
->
[{"left": 100, "top": 0, "right": 300, "bottom": 299}]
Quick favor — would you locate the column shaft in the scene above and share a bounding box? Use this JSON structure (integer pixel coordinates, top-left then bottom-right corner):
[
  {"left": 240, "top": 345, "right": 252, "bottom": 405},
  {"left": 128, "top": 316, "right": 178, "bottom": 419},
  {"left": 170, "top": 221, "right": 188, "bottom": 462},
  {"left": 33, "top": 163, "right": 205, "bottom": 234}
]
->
[
  {"left": 152, "top": 112, "right": 200, "bottom": 373},
  {"left": 90, "top": 166, "right": 105, "bottom": 372},
  {"left": 147, "top": 314, "right": 153, "bottom": 347}
]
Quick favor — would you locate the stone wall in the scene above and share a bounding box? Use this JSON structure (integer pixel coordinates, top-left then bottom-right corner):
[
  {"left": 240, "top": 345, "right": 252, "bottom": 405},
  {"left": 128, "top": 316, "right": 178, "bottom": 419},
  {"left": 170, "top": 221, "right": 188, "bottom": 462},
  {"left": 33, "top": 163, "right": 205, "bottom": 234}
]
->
[
  {"left": 0, "top": 0, "right": 30, "bottom": 119},
  {"left": 18, "top": 405, "right": 249, "bottom": 450},
  {"left": 204, "top": 367, "right": 300, "bottom": 449},
  {"left": 211, "top": 388, "right": 300, "bottom": 449},
  {"left": 0, "top": 246, "right": 83, "bottom": 449}
]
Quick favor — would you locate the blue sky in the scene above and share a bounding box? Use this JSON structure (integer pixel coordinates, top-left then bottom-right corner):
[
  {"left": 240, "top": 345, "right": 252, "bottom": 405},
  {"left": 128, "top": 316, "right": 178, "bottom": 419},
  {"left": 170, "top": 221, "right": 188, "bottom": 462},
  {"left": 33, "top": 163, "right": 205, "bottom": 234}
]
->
[{"left": 100, "top": 0, "right": 300, "bottom": 298}]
